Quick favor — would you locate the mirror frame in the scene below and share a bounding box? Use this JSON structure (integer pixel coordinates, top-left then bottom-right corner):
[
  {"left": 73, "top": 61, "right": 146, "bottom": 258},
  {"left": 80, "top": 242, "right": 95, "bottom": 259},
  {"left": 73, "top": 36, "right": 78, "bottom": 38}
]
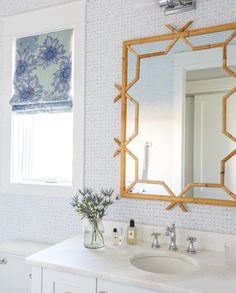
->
[{"left": 114, "top": 21, "right": 236, "bottom": 211}]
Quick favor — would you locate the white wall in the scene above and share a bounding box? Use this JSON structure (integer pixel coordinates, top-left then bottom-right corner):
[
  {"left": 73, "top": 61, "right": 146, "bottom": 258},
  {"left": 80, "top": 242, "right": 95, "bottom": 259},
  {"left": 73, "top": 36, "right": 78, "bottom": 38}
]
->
[{"left": 0, "top": 0, "right": 236, "bottom": 244}]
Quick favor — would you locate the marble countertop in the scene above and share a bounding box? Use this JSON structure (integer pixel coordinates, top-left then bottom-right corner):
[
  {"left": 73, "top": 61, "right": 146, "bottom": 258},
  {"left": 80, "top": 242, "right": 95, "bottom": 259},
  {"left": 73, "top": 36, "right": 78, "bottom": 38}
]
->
[{"left": 26, "top": 235, "right": 236, "bottom": 293}]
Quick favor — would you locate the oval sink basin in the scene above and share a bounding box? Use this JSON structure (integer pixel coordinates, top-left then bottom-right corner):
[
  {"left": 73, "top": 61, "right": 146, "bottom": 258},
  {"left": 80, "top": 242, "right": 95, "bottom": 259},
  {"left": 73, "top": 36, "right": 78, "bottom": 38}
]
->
[{"left": 130, "top": 253, "right": 198, "bottom": 275}]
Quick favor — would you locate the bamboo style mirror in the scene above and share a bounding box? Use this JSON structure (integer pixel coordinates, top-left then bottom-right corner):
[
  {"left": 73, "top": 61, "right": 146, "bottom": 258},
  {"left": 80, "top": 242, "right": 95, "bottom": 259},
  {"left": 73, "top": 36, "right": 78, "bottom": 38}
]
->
[{"left": 114, "top": 21, "right": 236, "bottom": 211}]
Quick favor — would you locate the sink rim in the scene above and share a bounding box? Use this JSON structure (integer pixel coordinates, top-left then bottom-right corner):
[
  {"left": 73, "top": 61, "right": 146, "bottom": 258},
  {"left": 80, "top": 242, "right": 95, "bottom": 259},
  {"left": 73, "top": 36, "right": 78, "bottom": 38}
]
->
[{"left": 130, "top": 251, "right": 199, "bottom": 275}]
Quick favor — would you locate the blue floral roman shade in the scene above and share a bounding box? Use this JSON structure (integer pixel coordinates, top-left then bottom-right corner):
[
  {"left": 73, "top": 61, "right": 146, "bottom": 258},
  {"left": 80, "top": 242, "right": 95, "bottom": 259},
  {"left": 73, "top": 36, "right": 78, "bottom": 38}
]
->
[{"left": 10, "top": 29, "right": 73, "bottom": 114}]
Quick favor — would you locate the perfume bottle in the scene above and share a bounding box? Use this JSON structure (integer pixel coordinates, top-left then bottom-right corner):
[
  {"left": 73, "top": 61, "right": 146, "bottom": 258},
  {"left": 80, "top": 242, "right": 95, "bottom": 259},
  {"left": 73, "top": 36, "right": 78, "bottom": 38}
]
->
[
  {"left": 127, "top": 219, "right": 138, "bottom": 245},
  {"left": 113, "top": 228, "right": 118, "bottom": 246},
  {"left": 118, "top": 227, "right": 124, "bottom": 246}
]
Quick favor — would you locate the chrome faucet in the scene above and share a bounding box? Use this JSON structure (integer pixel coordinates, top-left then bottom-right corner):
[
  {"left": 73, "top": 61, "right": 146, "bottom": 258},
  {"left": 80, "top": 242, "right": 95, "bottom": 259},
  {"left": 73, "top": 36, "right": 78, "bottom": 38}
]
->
[{"left": 165, "top": 224, "right": 177, "bottom": 251}]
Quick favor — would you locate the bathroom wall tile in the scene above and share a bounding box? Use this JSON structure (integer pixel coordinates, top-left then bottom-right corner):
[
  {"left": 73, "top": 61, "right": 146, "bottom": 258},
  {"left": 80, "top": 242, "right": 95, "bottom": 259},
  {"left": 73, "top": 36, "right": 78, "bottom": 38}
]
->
[{"left": 0, "top": 0, "right": 236, "bottom": 244}]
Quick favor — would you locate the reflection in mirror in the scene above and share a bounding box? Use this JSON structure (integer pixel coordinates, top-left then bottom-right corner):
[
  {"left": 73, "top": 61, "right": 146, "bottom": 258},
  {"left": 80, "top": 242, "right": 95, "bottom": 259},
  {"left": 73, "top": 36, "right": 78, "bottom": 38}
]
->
[
  {"left": 131, "top": 40, "right": 188, "bottom": 55},
  {"left": 126, "top": 96, "right": 136, "bottom": 140},
  {"left": 127, "top": 54, "right": 177, "bottom": 194},
  {"left": 225, "top": 153, "right": 236, "bottom": 196},
  {"left": 185, "top": 67, "right": 235, "bottom": 200},
  {"left": 187, "top": 30, "right": 234, "bottom": 47},
  {"left": 129, "top": 182, "right": 170, "bottom": 196},
  {"left": 126, "top": 152, "right": 136, "bottom": 188},
  {"left": 184, "top": 187, "right": 234, "bottom": 201},
  {"left": 227, "top": 92, "right": 236, "bottom": 139},
  {"left": 125, "top": 28, "right": 236, "bottom": 203},
  {"left": 127, "top": 50, "right": 137, "bottom": 85}
]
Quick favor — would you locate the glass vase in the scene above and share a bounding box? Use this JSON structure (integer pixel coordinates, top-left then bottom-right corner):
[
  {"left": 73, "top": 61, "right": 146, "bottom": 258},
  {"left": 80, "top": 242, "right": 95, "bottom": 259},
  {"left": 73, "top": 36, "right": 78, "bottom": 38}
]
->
[{"left": 84, "top": 219, "right": 104, "bottom": 249}]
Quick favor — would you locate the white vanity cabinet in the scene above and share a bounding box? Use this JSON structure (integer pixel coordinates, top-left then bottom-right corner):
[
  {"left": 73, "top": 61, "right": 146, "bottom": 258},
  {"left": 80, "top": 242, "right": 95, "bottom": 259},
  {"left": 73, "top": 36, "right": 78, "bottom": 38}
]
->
[
  {"left": 32, "top": 268, "right": 159, "bottom": 293},
  {"left": 0, "top": 252, "right": 32, "bottom": 293},
  {"left": 0, "top": 240, "right": 49, "bottom": 293},
  {"left": 41, "top": 269, "right": 96, "bottom": 293},
  {"left": 97, "top": 279, "right": 159, "bottom": 293},
  {"left": 29, "top": 236, "right": 193, "bottom": 293}
]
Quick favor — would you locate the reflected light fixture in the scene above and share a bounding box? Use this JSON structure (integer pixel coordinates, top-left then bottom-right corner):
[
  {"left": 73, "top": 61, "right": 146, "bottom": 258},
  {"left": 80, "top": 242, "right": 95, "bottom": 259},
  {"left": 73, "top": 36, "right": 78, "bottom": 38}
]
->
[{"left": 134, "top": 0, "right": 196, "bottom": 15}]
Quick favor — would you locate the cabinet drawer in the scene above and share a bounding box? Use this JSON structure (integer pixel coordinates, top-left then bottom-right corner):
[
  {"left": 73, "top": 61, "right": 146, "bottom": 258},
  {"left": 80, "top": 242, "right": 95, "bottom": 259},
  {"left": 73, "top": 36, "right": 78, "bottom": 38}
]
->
[
  {"left": 42, "top": 269, "right": 96, "bottom": 293},
  {"left": 97, "top": 279, "right": 160, "bottom": 293}
]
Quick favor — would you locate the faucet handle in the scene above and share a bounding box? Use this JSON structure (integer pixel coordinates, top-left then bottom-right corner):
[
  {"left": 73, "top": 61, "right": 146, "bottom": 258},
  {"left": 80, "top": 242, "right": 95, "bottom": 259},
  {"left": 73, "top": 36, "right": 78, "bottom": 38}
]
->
[
  {"left": 151, "top": 232, "right": 161, "bottom": 248},
  {"left": 151, "top": 232, "right": 161, "bottom": 237},
  {"left": 166, "top": 223, "right": 175, "bottom": 231},
  {"left": 187, "top": 236, "right": 197, "bottom": 253},
  {"left": 165, "top": 224, "right": 175, "bottom": 235},
  {"left": 187, "top": 236, "right": 197, "bottom": 242}
]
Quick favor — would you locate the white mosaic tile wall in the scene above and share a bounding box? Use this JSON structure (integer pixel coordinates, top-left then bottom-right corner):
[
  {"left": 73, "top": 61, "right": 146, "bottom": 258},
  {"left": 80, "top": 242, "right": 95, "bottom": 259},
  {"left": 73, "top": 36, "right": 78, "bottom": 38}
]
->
[{"left": 0, "top": 0, "right": 236, "bottom": 244}]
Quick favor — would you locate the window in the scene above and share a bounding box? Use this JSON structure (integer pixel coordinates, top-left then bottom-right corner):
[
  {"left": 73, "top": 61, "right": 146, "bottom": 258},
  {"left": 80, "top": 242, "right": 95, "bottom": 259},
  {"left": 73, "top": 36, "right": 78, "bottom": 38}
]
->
[
  {"left": 1, "top": 2, "right": 86, "bottom": 197},
  {"left": 11, "top": 112, "right": 73, "bottom": 185}
]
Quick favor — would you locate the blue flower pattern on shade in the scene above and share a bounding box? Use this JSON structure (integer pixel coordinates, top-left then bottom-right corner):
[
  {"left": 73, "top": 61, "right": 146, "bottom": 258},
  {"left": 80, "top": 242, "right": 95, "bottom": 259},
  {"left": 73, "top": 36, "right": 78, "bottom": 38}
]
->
[
  {"left": 17, "top": 36, "right": 39, "bottom": 54},
  {"left": 52, "top": 57, "right": 72, "bottom": 93},
  {"left": 10, "top": 29, "right": 73, "bottom": 113},
  {"left": 15, "top": 51, "right": 36, "bottom": 77},
  {"left": 37, "top": 35, "right": 66, "bottom": 68},
  {"left": 13, "top": 76, "right": 43, "bottom": 102}
]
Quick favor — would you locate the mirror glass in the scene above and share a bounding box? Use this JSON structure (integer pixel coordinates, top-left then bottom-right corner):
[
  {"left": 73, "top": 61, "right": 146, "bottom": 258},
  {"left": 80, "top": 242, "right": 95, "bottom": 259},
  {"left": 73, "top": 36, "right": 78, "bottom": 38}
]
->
[{"left": 125, "top": 29, "right": 236, "bottom": 200}]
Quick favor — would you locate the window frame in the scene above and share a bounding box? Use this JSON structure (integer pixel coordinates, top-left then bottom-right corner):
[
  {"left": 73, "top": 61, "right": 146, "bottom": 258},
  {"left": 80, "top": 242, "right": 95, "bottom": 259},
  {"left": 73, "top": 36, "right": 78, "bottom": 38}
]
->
[{"left": 0, "top": 1, "right": 86, "bottom": 197}]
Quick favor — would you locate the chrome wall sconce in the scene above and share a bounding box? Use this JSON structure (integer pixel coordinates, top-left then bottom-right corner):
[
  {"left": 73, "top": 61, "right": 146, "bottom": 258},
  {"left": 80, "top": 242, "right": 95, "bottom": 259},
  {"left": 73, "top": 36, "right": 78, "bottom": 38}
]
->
[
  {"left": 133, "top": 0, "right": 196, "bottom": 15},
  {"left": 159, "top": 0, "right": 196, "bottom": 15}
]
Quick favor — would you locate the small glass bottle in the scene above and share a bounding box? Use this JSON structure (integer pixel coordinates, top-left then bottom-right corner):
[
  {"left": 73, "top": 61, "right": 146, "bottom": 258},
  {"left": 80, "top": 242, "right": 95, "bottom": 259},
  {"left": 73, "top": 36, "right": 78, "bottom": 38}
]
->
[
  {"left": 113, "top": 228, "right": 118, "bottom": 246},
  {"left": 118, "top": 227, "right": 124, "bottom": 247},
  {"left": 127, "top": 219, "right": 138, "bottom": 245}
]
